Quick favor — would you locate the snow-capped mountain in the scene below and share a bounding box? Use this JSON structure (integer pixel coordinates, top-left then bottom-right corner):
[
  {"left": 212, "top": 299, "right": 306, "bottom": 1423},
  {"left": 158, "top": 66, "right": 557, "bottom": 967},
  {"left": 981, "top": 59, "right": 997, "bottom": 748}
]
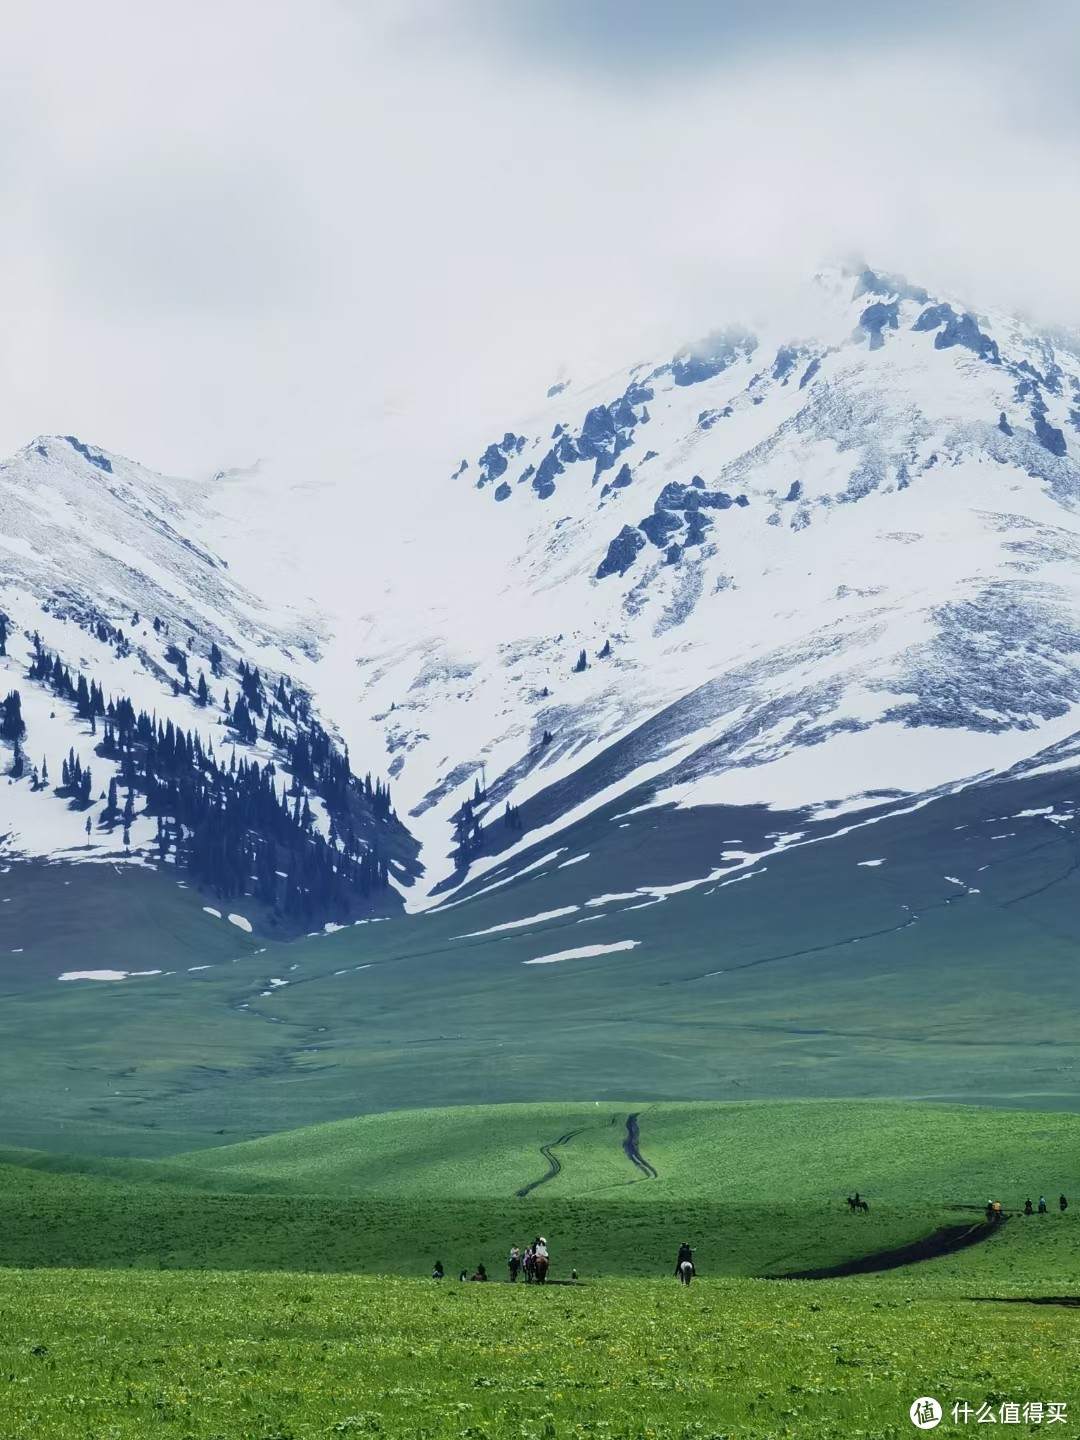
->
[
  {"left": 0, "top": 438, "right": 418, "bottom": 925},
  {"left": 5, "top": 264, "right": 1080, "bottom": 922}
]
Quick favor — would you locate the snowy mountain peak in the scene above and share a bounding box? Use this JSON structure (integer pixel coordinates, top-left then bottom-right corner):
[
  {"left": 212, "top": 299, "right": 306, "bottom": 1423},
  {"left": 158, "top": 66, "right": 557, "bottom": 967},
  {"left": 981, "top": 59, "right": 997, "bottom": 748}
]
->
[{"left": 6, "top": 267, "right": 1080, "bottom": 920}]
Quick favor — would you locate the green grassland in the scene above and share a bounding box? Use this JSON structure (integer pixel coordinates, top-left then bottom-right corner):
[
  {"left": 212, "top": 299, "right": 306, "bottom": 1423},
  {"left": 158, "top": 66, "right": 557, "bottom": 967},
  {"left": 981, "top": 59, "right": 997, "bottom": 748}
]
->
[
  {"left": 5, "top": 767, "right": 1080, "bottom": 1156},
  {"left": 1, "top": 1100, "right": 1077, "bottom": 1280},
  {"left": 3, "top": 1269, "right": 1078, "bottom": 1440},
  {"left": 0, "top": 1104, "right": 1076, "bottom": 1438},
  {"left": 1, "top": 1100, "right": 1079, "bottom": 1436}
]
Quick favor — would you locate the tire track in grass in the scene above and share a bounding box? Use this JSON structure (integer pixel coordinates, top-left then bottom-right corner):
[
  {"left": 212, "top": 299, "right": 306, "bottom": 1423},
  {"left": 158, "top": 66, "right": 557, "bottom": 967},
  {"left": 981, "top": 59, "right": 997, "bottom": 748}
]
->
[
  {"left": 622, "top": 1112, "right": 657, "bottom": 1179},
  {"left": 515, "top": 1128, "right": 588, "bottom": 1197}
]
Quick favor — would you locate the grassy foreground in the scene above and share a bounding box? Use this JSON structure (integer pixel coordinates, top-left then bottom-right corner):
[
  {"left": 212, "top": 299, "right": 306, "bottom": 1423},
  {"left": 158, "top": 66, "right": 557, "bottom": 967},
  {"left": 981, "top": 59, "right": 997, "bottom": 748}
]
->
[
  {"left": 1, "top": 1269, "right": 1076, "bottom": 1440},
  {"left": 2, "top": 1100, "right": 1078, "bottom": 1436}
]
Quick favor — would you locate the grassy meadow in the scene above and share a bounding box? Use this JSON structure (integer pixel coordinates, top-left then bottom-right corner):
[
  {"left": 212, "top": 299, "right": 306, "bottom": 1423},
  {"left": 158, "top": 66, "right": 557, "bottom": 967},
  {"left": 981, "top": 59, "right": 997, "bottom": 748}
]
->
[
  {"left": 1, "top": 1100, "right": 1079, "bottom": 1435},
  {"left": 3, "top": 1268, "right": 1079, "bottom": 1440},
  {"left": 7, "top": 949, "right": 1080, "bottom": 1438}
]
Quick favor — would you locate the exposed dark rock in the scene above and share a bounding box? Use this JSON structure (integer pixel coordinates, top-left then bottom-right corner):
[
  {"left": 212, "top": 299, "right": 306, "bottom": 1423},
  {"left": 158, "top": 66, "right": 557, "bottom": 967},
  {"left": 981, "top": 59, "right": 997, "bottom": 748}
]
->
[
  {"left": 913, "top": 302, "right": 955, "bottom": 333},
  {"left": 684, "top": 510, "right": 713, "bottom": 546},
  {"left": 915, "top": 304, "right": 1000, "bottom": 361},
  {"left": 624, "top": 381, "right": 654, "bottom": 406},
  {"left": 667, "top": 330, "right": 756, "bottom": 387},
  {"left": 772, "top": 346, "right": 800, "bottom": 382},
  {"left": 859, "top": 301, "right": 900, "bottom": 350},
  {"left": 63, "top": 436, "right": 113, "bottom": 473},
  {"left": 532, "top": 448, "right": 564, "bottom": 499},
  {"left": 640, "top": 508, "right": 682, "bottom": 547},
  {"left": 936, "top": 312, "right": 1000, "bottom": 362},
  {"left": 596, "top": 525, "right": 646, "bottom": 579},
  {"left": 493, "top": 482, "right": 511, "bottom": 502},
  {"left": 1034, "top": 413, "right": 1067, "bottom": 456},
  {"left": 853, "top": 267, "right": 930, "bottom": 305}
]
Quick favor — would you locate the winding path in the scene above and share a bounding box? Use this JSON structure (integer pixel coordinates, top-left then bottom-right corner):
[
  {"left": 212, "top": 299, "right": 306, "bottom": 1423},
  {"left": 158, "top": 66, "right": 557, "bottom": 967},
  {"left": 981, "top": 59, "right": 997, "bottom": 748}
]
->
[
  {"left": 777, "top": 1217, "right": 1004, "bottom": 1280},
  {"left": 622, "top": 1113, "right": 657, "bottom": 1180},
  {"left": 515, "top": 1128, "right": 587, "bottom": 1197}
]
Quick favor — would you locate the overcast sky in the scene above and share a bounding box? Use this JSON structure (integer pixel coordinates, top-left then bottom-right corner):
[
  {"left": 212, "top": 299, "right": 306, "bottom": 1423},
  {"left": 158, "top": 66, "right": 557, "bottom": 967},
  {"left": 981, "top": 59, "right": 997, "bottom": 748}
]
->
[{"left": 0, "top": 1, "right": 1077, "bottom": 479}]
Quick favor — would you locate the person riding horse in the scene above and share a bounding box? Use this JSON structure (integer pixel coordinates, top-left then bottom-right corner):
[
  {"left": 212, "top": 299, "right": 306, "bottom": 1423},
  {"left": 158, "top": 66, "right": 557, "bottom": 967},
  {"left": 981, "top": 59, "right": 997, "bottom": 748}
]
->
[
  {"left": 675, "top": 1241, "right": 695, "bottom": 1285},
  {"left": 847, "top": 1192, "right": 869, "bottom": 1212},
  {"left": 533, "top": 1237, "right": 550, "bottom": 1284}
]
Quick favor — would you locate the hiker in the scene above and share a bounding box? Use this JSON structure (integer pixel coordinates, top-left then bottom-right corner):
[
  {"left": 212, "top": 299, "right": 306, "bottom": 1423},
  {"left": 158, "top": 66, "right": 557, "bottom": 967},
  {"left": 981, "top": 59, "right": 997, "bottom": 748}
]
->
[
  {"left": 432, "top": 1260, "right": 445, "bottom": 1279},
  {"left": 1060, "top": 1194, "right": 1069, "bottom": 1214},
  {"left": 470, "top": 1263, "right": 488, "bottom": 1282},
  {"left": 992, "top": 1200, "right": 1002, "bottom": 1221},
  {"left": 985, "top": 1200, "right": 994, "bottom": 1223},
  {"left": 1038, "top": 1196, "right": 1048, "bottom": 1214},
  {"left": 508, "top": 1245, "right": 521, "bottom": 1281},
  {"left": 571, "top": 1268, "right": 578, "bottom": 1281},
  {"left": 522, "top": 1245, "right": 535, "bottom": 1283},
  {"left": 534, "top": 1237, "right": 550, "bottom": 1284},
  {"left": 1024, "top": 1198, "right": 1034, "bottom": 1216},
  {"left": 459, "top": 1269, "right": 467, "bottom": 1282}
]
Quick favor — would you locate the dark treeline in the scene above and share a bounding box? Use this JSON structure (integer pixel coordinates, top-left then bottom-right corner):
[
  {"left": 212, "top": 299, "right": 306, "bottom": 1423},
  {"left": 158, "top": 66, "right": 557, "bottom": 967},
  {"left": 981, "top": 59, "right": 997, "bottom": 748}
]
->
[{"left": 17, "top": 635, "right": 399, "bottom": 925}]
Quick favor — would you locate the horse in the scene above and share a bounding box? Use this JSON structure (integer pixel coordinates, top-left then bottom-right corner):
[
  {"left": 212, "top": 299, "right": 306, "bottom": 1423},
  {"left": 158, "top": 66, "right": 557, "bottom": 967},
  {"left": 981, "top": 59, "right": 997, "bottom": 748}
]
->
[
  {"left": 677, "top": 1259, "right": 694, "bottom": 1286},
  {"left": 534, "top": 1254, "right": 549, "bottom": 1285}
]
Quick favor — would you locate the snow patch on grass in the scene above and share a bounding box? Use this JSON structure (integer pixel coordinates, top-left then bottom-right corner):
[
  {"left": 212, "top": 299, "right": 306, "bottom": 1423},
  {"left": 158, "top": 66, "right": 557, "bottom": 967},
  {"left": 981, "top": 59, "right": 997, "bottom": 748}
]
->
[
  {"left": 523, "top": 939, "right": 641, "bottom": 965},
  {"left": 455, "top": 905, "right": 579, "bottom": 938}
]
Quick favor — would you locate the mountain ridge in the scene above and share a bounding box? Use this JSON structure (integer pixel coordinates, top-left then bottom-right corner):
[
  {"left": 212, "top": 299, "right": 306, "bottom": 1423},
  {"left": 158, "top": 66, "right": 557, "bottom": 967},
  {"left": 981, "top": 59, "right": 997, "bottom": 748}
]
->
[{"left": 5, "top": 264, "right": 1080, "bottom": 925}]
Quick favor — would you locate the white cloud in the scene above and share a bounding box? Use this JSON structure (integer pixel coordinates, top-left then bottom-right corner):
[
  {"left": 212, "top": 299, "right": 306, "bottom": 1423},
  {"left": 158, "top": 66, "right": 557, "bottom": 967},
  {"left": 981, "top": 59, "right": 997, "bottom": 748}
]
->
[{"left": 0, "top": 1, "right": 1075, "bottom": 482}]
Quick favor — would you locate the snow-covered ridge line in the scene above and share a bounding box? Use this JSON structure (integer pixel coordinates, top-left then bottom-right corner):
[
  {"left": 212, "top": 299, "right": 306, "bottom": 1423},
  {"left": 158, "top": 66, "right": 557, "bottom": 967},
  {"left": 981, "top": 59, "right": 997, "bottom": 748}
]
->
[{"left": 8, "top": 263, "right": 1080, "bottom": 920}]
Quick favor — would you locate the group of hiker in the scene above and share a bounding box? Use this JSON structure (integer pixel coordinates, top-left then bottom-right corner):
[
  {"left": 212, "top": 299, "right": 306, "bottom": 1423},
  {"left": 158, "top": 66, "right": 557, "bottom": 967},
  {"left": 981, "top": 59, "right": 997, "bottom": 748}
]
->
[{"left": 431, "top": 1237, "right": 561, "bottom": 1285}]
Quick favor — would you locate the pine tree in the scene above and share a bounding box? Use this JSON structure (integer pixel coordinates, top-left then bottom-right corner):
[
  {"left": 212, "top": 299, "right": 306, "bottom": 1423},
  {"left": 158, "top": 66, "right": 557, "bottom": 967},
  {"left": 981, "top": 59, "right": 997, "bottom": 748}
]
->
[
  {"left": 1, "top": 691, "right": 25, "bottom": 741},
  {"left": 573, "top": 649, "right": 587, "bottom": 672},
  {"left": 0, "top": 613, "right": 7, "bottom": 655},
  {"left": 598, "top": 638, "right": 612, "bottom": 658},
  {"left": 197, "top": 672, "right": 210, "bottom": 706}
]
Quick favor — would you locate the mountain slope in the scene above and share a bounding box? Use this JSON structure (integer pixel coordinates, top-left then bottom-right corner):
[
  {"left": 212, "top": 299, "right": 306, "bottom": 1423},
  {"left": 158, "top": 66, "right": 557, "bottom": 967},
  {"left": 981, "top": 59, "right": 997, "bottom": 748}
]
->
[
  {"left": 0, "top": 438, "right": 419, "bottom": 926},
  {"left": 194, "top": 264, "right": 1080, "bottom": 908},
  {"left": 6, "top": 263, "right": 1080, "bottom": 971}
]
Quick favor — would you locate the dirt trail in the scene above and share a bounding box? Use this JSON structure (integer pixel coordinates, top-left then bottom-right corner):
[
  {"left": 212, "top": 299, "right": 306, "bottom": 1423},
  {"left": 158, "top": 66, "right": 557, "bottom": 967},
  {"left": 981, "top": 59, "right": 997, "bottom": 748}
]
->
[
  {"left": 778, "top": 1217, "right": 1005, "bottom": 1280},
  {"left": 622, "top": 1113, "right": 657, "bottom": 1180},
  {"left": 515, "top": 1129, "right": 587, "bottom": 1198}
]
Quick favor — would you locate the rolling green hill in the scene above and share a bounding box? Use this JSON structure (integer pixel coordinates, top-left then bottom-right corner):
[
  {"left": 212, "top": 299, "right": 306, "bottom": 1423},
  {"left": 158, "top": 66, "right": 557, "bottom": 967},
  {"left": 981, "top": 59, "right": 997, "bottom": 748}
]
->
[
  {"left": 3, "top": 1099, "right": 1079, "bottom": 1437},
  {"left": 1, "top": 1100, "right": 1077, "bottom": 1283}
]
